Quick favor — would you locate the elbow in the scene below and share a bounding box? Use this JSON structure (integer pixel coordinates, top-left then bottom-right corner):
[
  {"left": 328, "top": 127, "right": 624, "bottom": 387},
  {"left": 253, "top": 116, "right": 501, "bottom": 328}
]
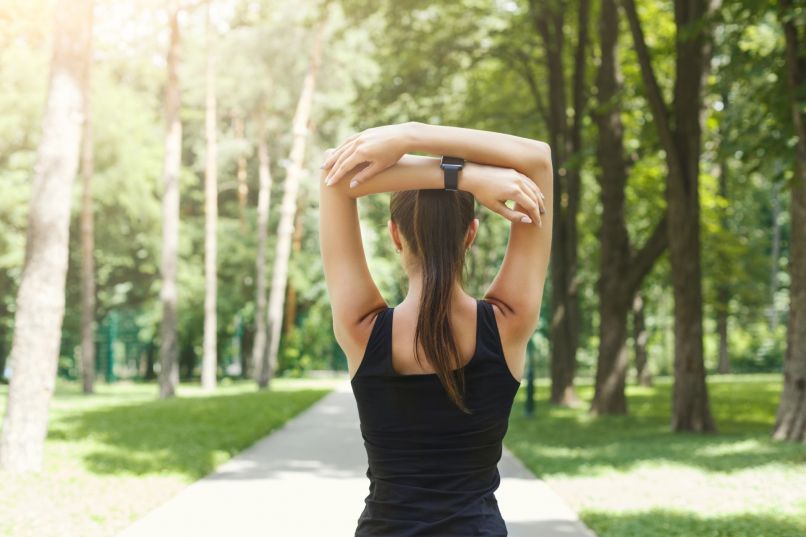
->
[
  {"left": 529, "top": 141, "right": 552, "bottom": 170},
  {"left": 521, "top": 140, "right": 552, "bottom": 181}
]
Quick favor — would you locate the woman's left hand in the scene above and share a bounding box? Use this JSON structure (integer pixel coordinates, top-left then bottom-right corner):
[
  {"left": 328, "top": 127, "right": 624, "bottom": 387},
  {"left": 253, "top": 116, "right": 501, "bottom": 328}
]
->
[{"left": 321, "top": 123, "right": 412, "bottom": 187}]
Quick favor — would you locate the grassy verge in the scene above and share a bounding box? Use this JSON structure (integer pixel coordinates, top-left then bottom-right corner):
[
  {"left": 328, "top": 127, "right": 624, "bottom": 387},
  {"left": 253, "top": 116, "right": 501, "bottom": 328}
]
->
[
  {"left": 504, "top": 373, "right": 806, "bottom": 537},
  {"left": 0, "top": 377, "right": 335, "bottom": 537}
]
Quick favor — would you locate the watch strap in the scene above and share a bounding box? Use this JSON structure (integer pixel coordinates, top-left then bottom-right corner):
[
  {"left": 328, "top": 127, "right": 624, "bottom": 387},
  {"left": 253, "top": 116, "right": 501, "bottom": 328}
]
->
[{"left": 441, "top": 155, "right": 464, "bottom": 192}]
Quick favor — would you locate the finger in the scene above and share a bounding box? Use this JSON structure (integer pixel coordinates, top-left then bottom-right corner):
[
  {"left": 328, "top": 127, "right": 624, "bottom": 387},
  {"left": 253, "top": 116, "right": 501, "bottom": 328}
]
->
[
  {"left": 325, "top": 140, "right": 356, "bottom": 171},
  {"left": 323, "top": 136, "right": 358, "bottom": 169},
  {"left": 327, "top": 145, "right": 359, "bottom": 184},
  {"left": 496, "top": 201, "right": 532, "bottom": 224},
  {"left": 348, "top": 161, "right": 380, "bottom": 187},
  {"left": 515, "top": 190, "right": 541, "bottom": 227},
  {"left": 519, "top": 175, "right": 545, "bottom": 209},
  {"left": 329, "top": 149, "right": 365, "bottom": 186}
]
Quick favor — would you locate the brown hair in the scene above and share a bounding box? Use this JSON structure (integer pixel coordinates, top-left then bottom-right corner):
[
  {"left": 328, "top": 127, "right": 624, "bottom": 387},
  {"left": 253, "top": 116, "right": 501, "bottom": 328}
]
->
[{"left": 389, "top": 189, "right": 476, "bottom": 413}]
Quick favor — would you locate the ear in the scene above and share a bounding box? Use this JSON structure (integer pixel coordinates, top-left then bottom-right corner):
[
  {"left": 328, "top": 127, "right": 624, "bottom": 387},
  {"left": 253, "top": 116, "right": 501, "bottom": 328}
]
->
[
  {"left": 464, "top": 218, "right": 479, "bottom": 250},
  {"left": 388, "top": 219, "right": 403, "bottom": 251}
]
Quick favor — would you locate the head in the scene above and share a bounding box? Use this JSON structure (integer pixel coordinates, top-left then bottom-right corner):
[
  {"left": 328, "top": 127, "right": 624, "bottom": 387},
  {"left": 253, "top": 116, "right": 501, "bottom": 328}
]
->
[{"left": 388, "top": 189, "right": 479, "bottom": 413}]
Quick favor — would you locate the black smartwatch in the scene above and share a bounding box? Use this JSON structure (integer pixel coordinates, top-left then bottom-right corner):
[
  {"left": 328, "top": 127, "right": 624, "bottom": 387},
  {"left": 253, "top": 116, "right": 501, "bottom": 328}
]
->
[{"left": 440, "top": 156, "right": 465, "bottom": 191}]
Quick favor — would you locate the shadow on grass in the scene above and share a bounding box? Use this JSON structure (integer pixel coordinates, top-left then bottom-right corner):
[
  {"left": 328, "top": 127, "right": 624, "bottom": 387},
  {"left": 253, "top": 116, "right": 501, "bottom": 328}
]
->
[
  {"left": 580, "top": 508, "right": 806, "bottom": 537},
  {"left": 48, "top": 388, "right": 329, "bottom": 480},
  {"left": 505, "top": 378, "right": 806, "bottom": 477}
]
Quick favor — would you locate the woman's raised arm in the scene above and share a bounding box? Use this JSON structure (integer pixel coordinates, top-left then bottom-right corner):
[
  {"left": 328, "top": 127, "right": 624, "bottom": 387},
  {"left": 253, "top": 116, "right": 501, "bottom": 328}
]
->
[
  {"left": 322, "top": 122, "right": 550, "bottom": 189},
  {"left": 333, "top": 153, "right": 546, "bottom": 226}
]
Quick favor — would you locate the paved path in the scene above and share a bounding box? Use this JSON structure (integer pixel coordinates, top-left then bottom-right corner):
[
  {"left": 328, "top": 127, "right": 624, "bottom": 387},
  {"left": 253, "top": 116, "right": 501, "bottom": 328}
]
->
[{"left": 118, "top": 381, "right": 596, "bottom": 537}]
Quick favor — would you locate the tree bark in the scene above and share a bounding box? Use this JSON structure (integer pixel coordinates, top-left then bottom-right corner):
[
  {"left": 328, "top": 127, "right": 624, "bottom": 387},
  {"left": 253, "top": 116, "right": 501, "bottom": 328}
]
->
[
  {"left": 201, "top": 1, "right": 218, "bottom": 391},
  {"left": 773, "top": 0, "right": 806, "bottom": 443},
  {"left": 234, "top": 114, "right": 249, "bottom": 229},
  {"left": 158, "top": 3, "right": 182, "bottom": 399},
  {"left": 591, "top": 0, "right": 666, "bottom": 415},
  {"left": 0, "top": 0, "right": 93, "bottom": 473},
  {"left": 622, "top": 0, "right": 718, "bottom": 432},
  {"left": 769, "top": 181, "right": 782, "bottom": 331},
  {"left": 284, "top": 192, "right": 306, "bottom": 336},
  {"left": 79, "top": 31, "right": 96, "bottom": 395},
  {"left": 716, "top": 89, "right": 731, "bottom": 374},
  {"left": 527, "top": 0, "right": 590, "bottom": 406},
  {"left": 257, "top": 16, "right": 325, "bottom": 389},
  {"left": 250, "top": 111, "right": 273, "bottom": 381}
]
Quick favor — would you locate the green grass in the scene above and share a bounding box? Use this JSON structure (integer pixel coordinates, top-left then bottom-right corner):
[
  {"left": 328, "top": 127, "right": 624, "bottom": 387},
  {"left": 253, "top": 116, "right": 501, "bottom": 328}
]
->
[
  {"left": 504, "top": 374, "right": 806, "bottom": 537},
  {"left": 0, "top": 377, "right": 335, "bottom": 537}
]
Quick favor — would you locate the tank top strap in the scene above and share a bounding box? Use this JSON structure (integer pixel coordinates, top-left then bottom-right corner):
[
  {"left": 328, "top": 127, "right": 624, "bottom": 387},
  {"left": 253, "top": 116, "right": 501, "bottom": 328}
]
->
[
  {"left": 354, "top": 306, "right": 393, "bottom": 379},
  {"left": 476, "top": 299, "right": 507, "bottom": 365}
]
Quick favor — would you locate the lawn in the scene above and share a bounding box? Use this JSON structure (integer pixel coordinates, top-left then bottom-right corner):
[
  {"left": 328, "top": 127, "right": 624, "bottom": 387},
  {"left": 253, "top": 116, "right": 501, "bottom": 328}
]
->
[
  {"left": 0, "top": 377, "right": 336, "bottom": 537},
  {"left": 504, "top": 373, "right": 806, "bottom": 537}
]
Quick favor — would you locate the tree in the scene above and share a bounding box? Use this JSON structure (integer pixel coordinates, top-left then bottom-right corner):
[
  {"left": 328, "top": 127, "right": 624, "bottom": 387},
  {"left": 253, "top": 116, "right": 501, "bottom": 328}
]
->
[
  {"left": 0, "top": 0, "right": 93, "bottom": 472},
  {"left": 257, "top": 13, "right": 326, "bottom": 388},
  {"left": 527, "top": 0, "right": 591, "bottom": 406},
  {"left": 591, "top": 0, "right": 667, "bottom": 415},
  {"left": 773, "top": 0, "right": 806, "bottom": 443},
  {"left": 250, "top": 110, "right": 274, "bottom": 381},
  {"left": 202, "top": 0, "right": 218, "bottom": 391},
  {"left": 159, "top": 2, "right": 182, "bottom": 399},
  {"left": 622, "top": 0, "right": 718, "bottom": 432},
  {"left": 80, "top": 25, "right": 96, "bottom": 395}
]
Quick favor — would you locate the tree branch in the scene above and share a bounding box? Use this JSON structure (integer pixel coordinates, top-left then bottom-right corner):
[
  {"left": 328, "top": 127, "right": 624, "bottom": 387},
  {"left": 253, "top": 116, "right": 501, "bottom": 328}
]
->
[
  {"left": 627, "top": 213, "right": 668, "bottom": 293},
  {"left": 620, "top": 0, "right": 682, "bottom": 177}
]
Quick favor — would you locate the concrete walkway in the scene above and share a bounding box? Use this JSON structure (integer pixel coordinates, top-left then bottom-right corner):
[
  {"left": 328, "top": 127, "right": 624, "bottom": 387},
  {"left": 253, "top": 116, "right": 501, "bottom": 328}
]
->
[{"left": 118, "top": 381, "right": 596, "bottom": 537}]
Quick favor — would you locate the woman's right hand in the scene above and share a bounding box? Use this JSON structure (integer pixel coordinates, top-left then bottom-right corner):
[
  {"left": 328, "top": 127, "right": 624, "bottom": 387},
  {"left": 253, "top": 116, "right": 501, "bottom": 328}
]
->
[{"left": 462, "top": 162, "right": 546, "bottom": 227}]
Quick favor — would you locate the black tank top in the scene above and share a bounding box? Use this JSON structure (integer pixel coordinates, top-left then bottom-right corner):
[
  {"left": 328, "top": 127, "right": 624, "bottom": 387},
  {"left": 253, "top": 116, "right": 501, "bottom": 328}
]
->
[{"left": 350, "top": 298, "right": 521, "bottom": 536}]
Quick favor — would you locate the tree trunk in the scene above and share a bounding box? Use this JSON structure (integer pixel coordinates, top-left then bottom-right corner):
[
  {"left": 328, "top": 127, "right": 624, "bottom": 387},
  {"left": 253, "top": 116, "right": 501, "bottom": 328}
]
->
[
  {"left": 527, "top": 0, "right": 590, "bottom": 406},
  {"left": 623, "top": 0, "right": 718, "bottom": 432},
  {"left": 716, "top": 129, "right": 731, "bottom": 374},
  {"left": 79, "top": 34, "right": 96, "bottom": 395},
  {"left": 283, "top": 192, "right": 306, "bottom": 336},
  {"left": 250, "top": 111, "right": 274, "bottom": 382},
  {"left": 591, "top": 0, "right": 666, "bottom": 415},
  {"left": 769, "top": 181, "right": 782, "bottom": 331},
  {"left": 201, "top": 1, "right": 218, "bottom": 392},
  {"left": 0, "top": 0, "right": 93, "bottom": 473},
  {"left": 257, "top": 17, "right": 325, "bottom": 389},
  {"left": 633, "top": 293, "right": 652, "bottom": 386},
  {"left": 773, "top": 0, "right": 806, "bottom": 443},
  {"left": 158, "top": 3, "right": 182, "bottom": 399},
  {"left": 235, "top": 114, "right": 249, "bottom": 229}
]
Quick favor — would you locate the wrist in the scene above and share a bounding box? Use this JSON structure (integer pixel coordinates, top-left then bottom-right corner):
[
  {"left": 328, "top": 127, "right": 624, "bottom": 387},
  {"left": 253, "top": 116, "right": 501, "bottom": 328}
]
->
[
  {"left": 458, "top": 161, "right": 479, "bottom": 195},
  {"left": 401, "top": 121, "right": 425, "bottom": 153}
]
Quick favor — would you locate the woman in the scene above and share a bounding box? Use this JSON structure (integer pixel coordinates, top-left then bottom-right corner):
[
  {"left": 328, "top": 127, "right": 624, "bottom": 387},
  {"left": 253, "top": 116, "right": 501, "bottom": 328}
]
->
[{"left": 318, "top": 121, "right": 553, "bottom": 536}]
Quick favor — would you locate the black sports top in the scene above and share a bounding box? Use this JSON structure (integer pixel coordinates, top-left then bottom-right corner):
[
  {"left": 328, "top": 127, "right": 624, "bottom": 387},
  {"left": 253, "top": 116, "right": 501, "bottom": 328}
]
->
[{"left": 350, "top": 298, "right": 521, "bottom": 536}]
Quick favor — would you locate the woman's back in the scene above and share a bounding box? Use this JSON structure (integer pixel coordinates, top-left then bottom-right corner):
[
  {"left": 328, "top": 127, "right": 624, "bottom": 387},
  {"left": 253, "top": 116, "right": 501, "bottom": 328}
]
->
[{"left": 350, "top": 298, "right": 521, "bottom": 536}]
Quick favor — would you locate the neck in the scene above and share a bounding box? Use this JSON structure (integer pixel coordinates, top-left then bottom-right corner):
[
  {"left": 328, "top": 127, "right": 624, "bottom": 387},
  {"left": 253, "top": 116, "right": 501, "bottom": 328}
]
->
[{"left": 401, "top": 266, "right": 469, "bottom": 308}]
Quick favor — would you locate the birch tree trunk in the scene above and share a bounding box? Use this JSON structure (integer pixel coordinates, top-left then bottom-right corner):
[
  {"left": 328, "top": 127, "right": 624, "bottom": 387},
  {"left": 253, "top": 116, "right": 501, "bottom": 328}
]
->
[
  {"left": 257, "top": 18, "right": 325, "bottom": 389},
  {"left": 0, "top": 0, "right": 93, "bottom": 473},
  {"left": 201, "top": 1, "right": 218, "bottom": 391},
  {"left": 773, "top": 0, "right": 806, "bottom": 443},
  {"left": 250, "top": 112, "right": 273, "bottom": 381},
  {"left": 80, "top": 31, "right": 96, "bottom": 395},
  {"left": 235, "top": 114, "right": 249, "bottom": 229},
  {"left": 158, "top": 3, "right": 182, "bottom": 399}
]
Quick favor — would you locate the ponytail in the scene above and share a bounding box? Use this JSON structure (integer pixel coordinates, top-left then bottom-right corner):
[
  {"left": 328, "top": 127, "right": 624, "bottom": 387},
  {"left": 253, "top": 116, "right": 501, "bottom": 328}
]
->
[{"left": 390, "top": 189, "right": 476, "bottom": 413}]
